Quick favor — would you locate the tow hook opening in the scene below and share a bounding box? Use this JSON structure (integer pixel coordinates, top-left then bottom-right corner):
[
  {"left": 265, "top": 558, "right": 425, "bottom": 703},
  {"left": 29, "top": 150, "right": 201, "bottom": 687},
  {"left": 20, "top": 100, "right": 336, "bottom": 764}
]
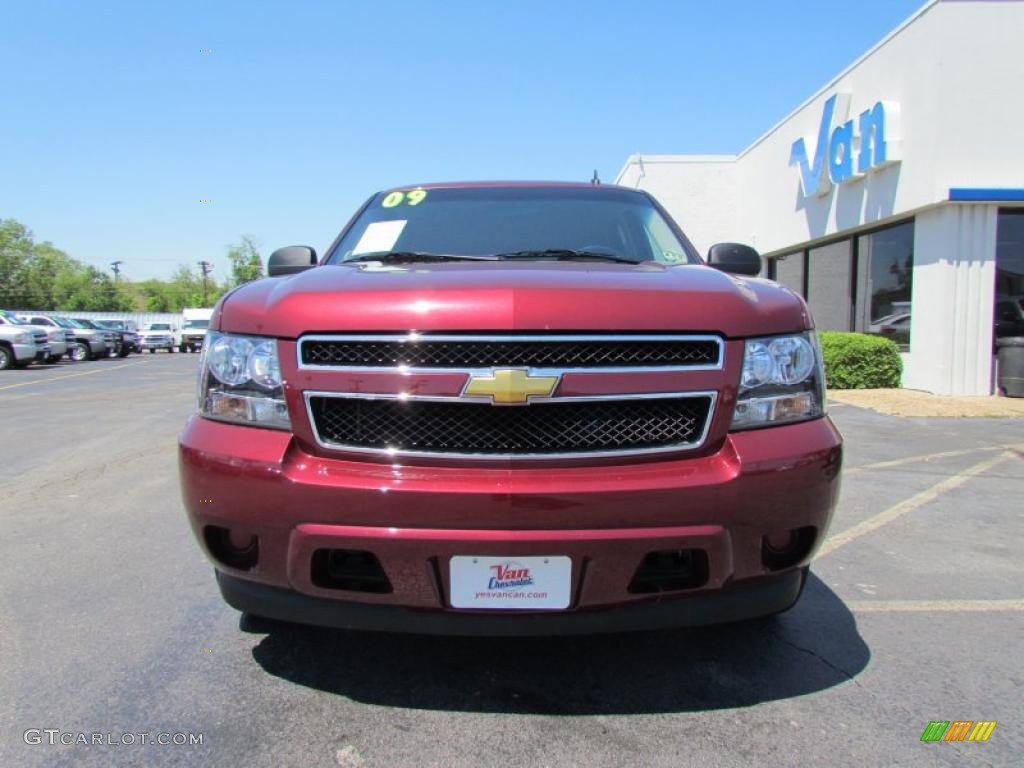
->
[
  {"left": 628, "top": 548, "right": 709, "bottom": 594},
  {"left": 204, "top": 525, "right": 260, "bottom": 571},
  {"left": 311, "top": 549, "right": 393, "bottom": 594},
  {"left": 761, "top": 526, "right": 817, "bottom": 571}
]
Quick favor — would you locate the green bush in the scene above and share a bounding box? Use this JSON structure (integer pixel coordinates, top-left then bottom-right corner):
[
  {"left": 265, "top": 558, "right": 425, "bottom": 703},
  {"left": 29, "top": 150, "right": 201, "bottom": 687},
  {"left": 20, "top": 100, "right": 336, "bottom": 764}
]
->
[{"left": 819, "top": 331, "right": 902, "bottom": 389}]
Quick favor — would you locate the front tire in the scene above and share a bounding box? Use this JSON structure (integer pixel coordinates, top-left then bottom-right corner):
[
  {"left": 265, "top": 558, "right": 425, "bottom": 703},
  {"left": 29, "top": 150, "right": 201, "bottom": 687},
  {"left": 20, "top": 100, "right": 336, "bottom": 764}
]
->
[
  {"left": 46, "top": 354, "right": 62, "bottom": 364},
  {"left": 0, "top": 345, "right": 13, "bottom": 370},
  {"left": 168, "top": 346, "right": 175, "bottom": 353},
  {"left": 69, "top": 342, "right": 89, "bottom": 362}
]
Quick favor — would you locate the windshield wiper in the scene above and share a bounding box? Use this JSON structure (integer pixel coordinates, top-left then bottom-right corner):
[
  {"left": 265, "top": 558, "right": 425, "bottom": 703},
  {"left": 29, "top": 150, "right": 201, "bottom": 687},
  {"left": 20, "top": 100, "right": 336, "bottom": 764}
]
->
[
  {"left": 346, "top": 251, "right": 498, "bottom": 263},
  {"left": 492, "top": 249, "right": 641, "bottom": 264}
]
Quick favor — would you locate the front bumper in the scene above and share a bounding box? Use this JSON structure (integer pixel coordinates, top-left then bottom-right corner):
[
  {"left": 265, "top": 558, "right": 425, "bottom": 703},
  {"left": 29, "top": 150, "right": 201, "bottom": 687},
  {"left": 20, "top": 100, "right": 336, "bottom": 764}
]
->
[
  {"left": 180, "top": 415, "right": 842, "bottom": 632},
  {"left": 12, "top": 343, "right": 40, "bottom": 362},
  {"left": 217, "top": 566, "right": 805, "bottom": 635}
]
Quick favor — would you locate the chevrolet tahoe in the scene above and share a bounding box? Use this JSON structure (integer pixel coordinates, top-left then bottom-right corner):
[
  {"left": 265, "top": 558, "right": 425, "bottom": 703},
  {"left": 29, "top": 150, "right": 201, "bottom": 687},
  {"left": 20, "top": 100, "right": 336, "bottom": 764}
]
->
[{"left": 179, "top": 182, "right": 843, "bottom": 635}]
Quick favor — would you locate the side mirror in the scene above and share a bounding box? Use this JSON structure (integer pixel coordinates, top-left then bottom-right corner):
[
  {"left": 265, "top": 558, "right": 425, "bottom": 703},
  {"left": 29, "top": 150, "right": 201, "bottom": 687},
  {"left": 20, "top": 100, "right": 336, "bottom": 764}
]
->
[
  {"left": 268, "top": 245, "right": 318, "bottom": 277},
  {"left": 707, "top": 243, "right": 762, "bottom": 276}
]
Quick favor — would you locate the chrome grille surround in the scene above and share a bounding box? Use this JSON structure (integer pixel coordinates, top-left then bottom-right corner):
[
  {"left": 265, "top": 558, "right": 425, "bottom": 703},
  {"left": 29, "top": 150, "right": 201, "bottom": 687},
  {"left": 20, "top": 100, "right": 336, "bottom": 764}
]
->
[{"left": 296, "top": 334, "right": 723, "bottom": 460}]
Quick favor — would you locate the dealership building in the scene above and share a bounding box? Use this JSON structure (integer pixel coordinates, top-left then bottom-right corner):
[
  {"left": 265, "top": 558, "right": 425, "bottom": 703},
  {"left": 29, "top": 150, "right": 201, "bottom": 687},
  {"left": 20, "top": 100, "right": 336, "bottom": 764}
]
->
[{"left": 617, "top": 0, "right": 1024, "bottom": 395}]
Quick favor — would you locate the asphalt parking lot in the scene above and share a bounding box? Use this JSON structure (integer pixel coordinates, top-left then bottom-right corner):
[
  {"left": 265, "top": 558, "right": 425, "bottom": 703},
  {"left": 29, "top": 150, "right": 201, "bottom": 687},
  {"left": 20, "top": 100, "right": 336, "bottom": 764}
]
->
[{"left": 1, "top": 353, "right": 1021, "bottom": 768}]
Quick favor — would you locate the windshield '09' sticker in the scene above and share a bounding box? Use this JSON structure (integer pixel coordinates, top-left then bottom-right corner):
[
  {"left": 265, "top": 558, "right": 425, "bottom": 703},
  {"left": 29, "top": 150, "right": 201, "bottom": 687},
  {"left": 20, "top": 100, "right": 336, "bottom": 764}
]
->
[
  {"left": 381, "top": 189, "right": 427, "bottom": 208},
  {"left": 662, "top": 250, "right": 686, "bottom": 264}
]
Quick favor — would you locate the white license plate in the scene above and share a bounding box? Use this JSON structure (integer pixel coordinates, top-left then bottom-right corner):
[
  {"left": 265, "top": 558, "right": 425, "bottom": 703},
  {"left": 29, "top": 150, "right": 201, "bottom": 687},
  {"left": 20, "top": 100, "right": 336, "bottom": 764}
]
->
[{"left": 449, "top": 555, "right": 571, "bottom": 610}]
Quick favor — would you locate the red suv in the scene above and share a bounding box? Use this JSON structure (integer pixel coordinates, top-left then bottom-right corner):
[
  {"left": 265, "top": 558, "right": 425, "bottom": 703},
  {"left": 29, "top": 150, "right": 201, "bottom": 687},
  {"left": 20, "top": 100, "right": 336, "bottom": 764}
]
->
[{"left": 179, "top": 182, "right": 842, "bottom": 634}]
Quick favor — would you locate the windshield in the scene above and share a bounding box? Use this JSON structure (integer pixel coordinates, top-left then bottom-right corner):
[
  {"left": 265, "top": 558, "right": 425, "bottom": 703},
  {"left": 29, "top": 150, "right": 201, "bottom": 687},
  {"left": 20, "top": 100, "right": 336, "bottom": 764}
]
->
[
  {"left": 184, "top": 319, "right": 209, "bottom": 329},
  {"left": 327, "top": 186, "right": 699, "bottom": 265},
  {"left": 56, "top": 318, "right": 83, "bottom": 328},
  {"left": 74, "top": 319, "right": 98, "bottom": 329}
]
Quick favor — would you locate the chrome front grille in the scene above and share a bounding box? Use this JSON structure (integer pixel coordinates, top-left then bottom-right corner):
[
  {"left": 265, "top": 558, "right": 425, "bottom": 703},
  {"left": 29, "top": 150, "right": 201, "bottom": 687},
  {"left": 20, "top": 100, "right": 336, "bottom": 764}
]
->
[
  {"left": 299, "top": 334, "right": 722, "bottom": 371},
  {"left": 308, "top": 393, "right": 715, "bottom": 458},
  {"left": 298, "top": 334, "right": 722, "bottom": 460}
]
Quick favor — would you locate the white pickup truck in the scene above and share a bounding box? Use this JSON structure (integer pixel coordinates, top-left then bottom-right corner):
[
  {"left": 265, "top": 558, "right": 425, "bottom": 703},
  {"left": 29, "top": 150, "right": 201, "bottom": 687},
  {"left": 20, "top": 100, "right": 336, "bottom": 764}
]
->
[
  {"left": 180, "top": 308, "right": 214, "bottom": 352},
  {"left": 138, "top": 322, "right": 180, "bottom": 353},
  {"left": 0, "top": 311, "right": 61, "bottom": 364},
  {"left": 0, "top": 321, "right": 48, "bottom": 369}
]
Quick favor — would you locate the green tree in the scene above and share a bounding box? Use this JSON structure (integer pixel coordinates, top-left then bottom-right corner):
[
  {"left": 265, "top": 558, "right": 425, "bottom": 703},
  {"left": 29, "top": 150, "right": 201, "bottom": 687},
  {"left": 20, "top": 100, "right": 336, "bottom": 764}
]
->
[
  {"left": 0, "top": 219, "right": 36, "bottom": 308},
  {"left": 227, "top": 235, "right": 264, "bottom": 286}
]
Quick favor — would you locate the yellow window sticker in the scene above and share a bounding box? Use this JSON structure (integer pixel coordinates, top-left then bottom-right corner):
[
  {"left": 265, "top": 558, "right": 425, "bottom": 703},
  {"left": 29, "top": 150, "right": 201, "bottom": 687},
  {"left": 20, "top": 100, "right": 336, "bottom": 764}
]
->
[{"left": 381, "top": 189, "right": 428, "bottom": 208}]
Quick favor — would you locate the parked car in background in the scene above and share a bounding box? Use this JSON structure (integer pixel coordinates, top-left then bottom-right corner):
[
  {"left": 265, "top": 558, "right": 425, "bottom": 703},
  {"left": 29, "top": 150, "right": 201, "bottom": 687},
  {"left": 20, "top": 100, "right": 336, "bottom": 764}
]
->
[
  {"left": 138, "top": 322, "right": 178, "bottom": 353},
  {"left": 95, "top": 319, "right": 141, "bottom": 354},
  {"left": 874, "top": 313, "right": 911, "bottom": 349},
  {"left": 22, "top": 315, "right": 108, "bottom": 361},
  {"left": 181, "top": 308, "right": 213, "bottom": 352},
  {"left": 69, "top": 318, "right": 119, "bottom": 357},
  {"left": 0, "top": 310, "right": 67, "bottom": 363},
  {"left": 0, "top": 320, "right": 48, "bottom": 369}
]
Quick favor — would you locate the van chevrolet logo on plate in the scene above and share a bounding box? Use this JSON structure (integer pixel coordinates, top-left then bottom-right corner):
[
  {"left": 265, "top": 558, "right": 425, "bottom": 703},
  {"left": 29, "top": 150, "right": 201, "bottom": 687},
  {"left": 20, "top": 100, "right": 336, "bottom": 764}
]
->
[
  {"left": 450, "top": 556, "right": 572, "bottom": 609},
  {"left": 463, "top": 368, "right": 559, "bottom": 404}
]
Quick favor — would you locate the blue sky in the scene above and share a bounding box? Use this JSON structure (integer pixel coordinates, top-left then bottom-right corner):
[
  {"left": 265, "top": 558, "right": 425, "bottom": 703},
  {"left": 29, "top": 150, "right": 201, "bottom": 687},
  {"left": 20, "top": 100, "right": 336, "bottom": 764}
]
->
[{"left": 1, "top": 0, "right": 923, "bottom": 281}]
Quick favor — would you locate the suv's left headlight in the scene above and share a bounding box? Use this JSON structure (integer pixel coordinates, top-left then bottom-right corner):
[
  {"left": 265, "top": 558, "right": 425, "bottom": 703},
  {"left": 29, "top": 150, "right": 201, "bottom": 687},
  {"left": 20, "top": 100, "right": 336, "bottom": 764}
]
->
[
  {"left": 731, "top": 331, "right": 825, "bottom": 429},
  {"left": 198, "top": 332, "right": 290, "bottom": 430}
]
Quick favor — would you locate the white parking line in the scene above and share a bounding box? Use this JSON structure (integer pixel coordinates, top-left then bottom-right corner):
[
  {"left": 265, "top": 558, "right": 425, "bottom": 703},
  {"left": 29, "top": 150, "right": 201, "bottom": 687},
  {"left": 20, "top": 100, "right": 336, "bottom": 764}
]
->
[
  {"left": 847, "top": 599, "right": 1024, "bottom": 613},
  {"left": 844, "top": 444, "right": 1018, "bottom": 474},
  {"left": 0, "top": 359, "right": 153, "bottom": 391},
  {"left": 817, "top": 449, "right": 1020, "bottom": 558}
]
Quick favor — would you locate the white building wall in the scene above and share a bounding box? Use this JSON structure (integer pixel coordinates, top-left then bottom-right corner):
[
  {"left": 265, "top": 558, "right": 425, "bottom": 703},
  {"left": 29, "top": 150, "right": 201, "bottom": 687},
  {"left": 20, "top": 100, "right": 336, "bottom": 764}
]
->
[
  {"left": 616, "top": 155, "right": 738, "bottom": 258},
  {"left": 903, "top": 204, "right": 997, "bottom": 395},
  {"left": 732, "top": 0, "right": 1024, "bottom": 255}
]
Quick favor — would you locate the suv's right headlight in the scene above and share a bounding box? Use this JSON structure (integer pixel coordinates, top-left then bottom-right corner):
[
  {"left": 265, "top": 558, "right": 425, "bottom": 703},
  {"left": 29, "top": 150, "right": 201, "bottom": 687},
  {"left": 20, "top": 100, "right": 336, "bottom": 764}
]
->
[
  {"left": 198, "top": 332, "right": 290, "bottom": 430},
  {"left": 730, "top": 331, "right": 825, "bottom": 429}
]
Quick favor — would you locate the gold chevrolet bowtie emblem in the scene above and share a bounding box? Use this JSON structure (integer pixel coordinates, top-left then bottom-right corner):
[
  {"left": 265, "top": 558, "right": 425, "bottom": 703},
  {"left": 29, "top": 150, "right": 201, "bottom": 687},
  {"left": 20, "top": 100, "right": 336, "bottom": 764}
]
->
[{"left": 464, "top": 368, "right": 559, "bottom": 404}]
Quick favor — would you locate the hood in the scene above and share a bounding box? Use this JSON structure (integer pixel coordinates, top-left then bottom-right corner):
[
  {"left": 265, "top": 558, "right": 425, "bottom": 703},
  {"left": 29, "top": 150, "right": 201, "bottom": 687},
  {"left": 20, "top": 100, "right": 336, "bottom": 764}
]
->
[{"left": 215, "top": 262, "right": 810, "bottom": 339}]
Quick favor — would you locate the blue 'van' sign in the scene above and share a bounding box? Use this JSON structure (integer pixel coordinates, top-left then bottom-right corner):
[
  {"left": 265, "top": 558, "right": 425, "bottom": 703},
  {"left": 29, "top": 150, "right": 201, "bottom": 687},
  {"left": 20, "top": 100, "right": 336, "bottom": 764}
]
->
[{"left": 789, "top": 94, "right": 900, "bottom": 197}]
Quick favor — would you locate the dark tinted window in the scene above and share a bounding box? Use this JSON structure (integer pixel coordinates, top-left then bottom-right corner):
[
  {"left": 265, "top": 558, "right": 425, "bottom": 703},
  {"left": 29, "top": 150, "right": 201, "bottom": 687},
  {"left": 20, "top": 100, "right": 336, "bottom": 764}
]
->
[
  {"left": 996, "top": 210, "right": 1024, "bottom": 339},
  {"left": 328, "top": 187, "right": 698, "bottom": 265},
  {"left": 858, "top": 221, "right": 914, "bottom": 351}
]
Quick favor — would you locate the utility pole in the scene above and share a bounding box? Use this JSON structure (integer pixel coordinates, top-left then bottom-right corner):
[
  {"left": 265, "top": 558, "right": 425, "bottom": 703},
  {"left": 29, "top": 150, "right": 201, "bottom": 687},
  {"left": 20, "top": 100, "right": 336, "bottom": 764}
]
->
[
  {"left": 110, "top": 260, "right": 123, "bottom": 281},
  {"left": 198, "top": 261, "right": 213, "bottom": 306}
]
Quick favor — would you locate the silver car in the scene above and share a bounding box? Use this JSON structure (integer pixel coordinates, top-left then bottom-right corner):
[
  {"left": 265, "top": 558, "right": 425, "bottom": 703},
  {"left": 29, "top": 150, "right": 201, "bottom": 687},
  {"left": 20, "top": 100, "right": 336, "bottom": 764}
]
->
[
  {"left": 0, "top": 323, "right": 48, "bottom": 369},
  {"left": 0, "top": 311, "right": 67, "bottom": 363},
  {"left": 23, "top": 315, "right": 108, "bottom": 361}
]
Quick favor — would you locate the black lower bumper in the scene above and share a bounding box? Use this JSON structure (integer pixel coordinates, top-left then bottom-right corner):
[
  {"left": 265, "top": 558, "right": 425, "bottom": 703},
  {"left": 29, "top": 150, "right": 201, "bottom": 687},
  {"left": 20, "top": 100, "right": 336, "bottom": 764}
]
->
[{"left": 216, "top": 568, "right": 805, "bottom": 636}]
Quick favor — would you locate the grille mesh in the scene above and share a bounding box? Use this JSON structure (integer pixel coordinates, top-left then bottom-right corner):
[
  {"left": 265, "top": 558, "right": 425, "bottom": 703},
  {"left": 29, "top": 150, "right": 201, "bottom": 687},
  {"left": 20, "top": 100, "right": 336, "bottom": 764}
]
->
[
  {"left": 310, "top": 396, "right": 712, "bottom": 456},
  {"left": 301, "top": 337, "right": 719, "bottom": 369}
]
